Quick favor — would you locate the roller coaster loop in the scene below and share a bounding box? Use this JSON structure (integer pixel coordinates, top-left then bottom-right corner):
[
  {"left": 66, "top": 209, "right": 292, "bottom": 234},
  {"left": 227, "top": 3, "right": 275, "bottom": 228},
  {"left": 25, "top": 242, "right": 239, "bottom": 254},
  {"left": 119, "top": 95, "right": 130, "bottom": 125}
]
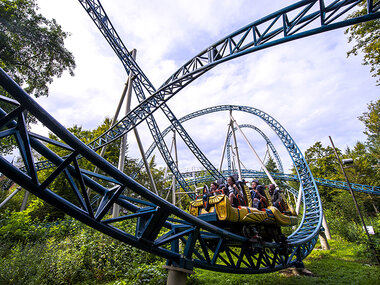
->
[{"left": 0, "top": 0, "right": 379, "bottom": 274}]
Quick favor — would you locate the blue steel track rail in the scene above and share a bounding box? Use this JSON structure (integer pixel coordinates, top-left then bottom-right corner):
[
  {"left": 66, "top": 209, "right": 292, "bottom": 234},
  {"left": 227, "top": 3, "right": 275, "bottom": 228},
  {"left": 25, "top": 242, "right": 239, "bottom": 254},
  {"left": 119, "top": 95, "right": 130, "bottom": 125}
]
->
[
  {"left": 83, "top": 0, "right": 380, "bottom": 151},
  {"left": 78, "top": 0, "right": 224, "bottom": 187},
  {"left": 1, "top": 69, "right": 320, "bottom": 272},
  {"left": 136, "top": 105, "right": 379, "bottom": 195},
  {"left": 225, "top": 124, "right": 284, "bottom": 174},
  {"left": 1, "top": 0, "right": 378, "bottom": 273},
  {"left": 27, "top": 104, "right": 380, "bottom": 196}
]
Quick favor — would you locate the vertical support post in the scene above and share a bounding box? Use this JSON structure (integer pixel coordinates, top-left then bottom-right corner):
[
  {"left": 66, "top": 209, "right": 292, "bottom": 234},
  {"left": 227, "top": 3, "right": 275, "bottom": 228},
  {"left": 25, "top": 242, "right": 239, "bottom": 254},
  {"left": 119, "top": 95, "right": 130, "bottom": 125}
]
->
[
  {"left": 329, "top": 136, "right": 379, "bottom": 264},
  {"left": 19, "top": 190, "right": 29, "bottom": 211},
  {"left": 219, "top": 123, "right": 232, "bottom": 172},
  {"left": 165, "top": 266, "right": 193, "bottom": 285},
  {"left": 133, "top": 128, "right": 159, "bottom": 195},
  {"left": 319, "top": 230, "right": 330, "bottom": 250},
  {"left": 322, "top": 212, "right": 331, "bottom": 240},
  {"left": 229, "top": 111, "right": 242, "bottom": 180},
  {"left": 230, "top": 112, "right": 277, "bottom": 185},
  {"left": 367, "top": 0, "right": 373, "bottom": 13},
  {"left": 296, "top": 184, "right": 303, "bottom": 215},
  {"left": 89, "top": 52, "right": 135, "bottom": 196},
  {"left": 172, "top": 130, "right": 178, "bottom": 205},
  {"left": 112, "top": 49, "right": 137, "bottom": 218},
  {"left": 0, "top": 186, "right": 21, "bottom": 209}
]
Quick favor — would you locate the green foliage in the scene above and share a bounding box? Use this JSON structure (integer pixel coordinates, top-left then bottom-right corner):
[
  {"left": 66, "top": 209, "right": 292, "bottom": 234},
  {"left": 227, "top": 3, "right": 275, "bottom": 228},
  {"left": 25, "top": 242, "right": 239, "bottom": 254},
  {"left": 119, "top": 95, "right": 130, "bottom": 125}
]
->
[
  {"left": 0, "top": 0, "right": 76, "bottom": 97},
  {"left": 0, "top": 199, "right": 48, "bottom": 242},
  {"left": 134, "top": 155, "right": 167, "bottom": 197},
  {"left": 345, "top": 1, "right": 380, "bottom": 85},
  {"left": 116, "top": 263, "right": 167, "bottom": 285},
  {"left": 304, "top": 141, "right": 342, "bottom": 203},
  {"left": 358, "top": 99, "right": 380, "bottom": 183},
  {"left": 0, "top": 217, "right": 166, "bottom": 284},
  {"left": 0, "top": 0, "right": 76, "bottom": 155},
  {"left": 262, "top": 154, "right": 279, "bottom": 185}
]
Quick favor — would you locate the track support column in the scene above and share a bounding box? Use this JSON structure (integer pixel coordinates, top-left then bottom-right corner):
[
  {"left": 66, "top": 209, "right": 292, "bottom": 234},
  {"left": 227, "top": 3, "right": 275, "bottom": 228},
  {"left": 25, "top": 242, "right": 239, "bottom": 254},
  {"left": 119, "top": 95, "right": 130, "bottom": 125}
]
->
[{"left": 164, "top": 265, "right": 193, "bottom": 285}]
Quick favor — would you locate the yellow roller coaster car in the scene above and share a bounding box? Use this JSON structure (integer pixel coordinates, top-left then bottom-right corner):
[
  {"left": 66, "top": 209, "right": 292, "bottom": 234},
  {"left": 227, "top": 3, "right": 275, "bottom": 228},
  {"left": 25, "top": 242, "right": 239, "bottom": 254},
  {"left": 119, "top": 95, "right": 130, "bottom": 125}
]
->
[{"left": 189, "top": 185, "right": 297, "bottom": 227}]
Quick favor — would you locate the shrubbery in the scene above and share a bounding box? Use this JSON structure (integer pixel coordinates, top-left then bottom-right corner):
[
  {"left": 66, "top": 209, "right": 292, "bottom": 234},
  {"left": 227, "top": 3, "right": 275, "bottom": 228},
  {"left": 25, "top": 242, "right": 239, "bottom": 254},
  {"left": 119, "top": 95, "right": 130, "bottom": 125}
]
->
[
  {"left": 324, "top": 208, "right": 380, "bottom": 263},
  {"left": 0, "top": 201, "right": 168, "bottom": 284}
]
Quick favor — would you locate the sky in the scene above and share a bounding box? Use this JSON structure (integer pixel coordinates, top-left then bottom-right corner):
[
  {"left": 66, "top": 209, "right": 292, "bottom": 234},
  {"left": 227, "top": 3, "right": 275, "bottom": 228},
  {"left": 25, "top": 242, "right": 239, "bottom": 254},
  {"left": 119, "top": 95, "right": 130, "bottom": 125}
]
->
[{"left": 32, "top": 0, "right": 379, "bottom": 174}]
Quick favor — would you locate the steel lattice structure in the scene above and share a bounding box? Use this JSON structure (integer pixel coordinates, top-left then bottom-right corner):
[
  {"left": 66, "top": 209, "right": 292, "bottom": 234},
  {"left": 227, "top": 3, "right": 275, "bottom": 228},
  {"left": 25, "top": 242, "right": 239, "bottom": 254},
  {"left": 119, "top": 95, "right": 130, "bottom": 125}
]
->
[
  {"left": 225, "top": 124, "right": 284, "bottom": 174},
  {"left": 163, "top": 105, "right": 380, "bottom": 195},
  {"left": 0, "top": 73, "right": 320, "bottom": 272},
  {"left": 78, "top": 0, "right": 224, "bottom": 189},
  {"left": 0, "top": 0, "right": 379, "bottom": 274},
  {"left": 80, "top": 0, "right": 379, "bottom": 151}
]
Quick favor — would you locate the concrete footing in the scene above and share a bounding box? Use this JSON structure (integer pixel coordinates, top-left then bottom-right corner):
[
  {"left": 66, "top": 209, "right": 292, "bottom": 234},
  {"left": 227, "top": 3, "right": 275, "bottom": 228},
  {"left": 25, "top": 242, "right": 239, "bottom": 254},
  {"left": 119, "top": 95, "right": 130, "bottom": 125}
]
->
[{"left": 163, "top": 265, "right": 194, "bottom": 285}]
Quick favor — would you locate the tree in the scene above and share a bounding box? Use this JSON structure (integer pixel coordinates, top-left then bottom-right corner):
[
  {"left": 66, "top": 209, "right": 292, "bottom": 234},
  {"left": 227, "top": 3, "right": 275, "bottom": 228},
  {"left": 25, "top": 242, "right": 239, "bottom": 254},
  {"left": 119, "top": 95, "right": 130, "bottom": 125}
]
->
[
  {"left": 304, "top": 141, "right": 342, "bottom": 203},
  {"left": 34, "top": 118, "right": 123, "bottom": 220},
  {"left": 359, "top": 99, "right": 380, "bottom": 162},
  {"left": 0, "top": 0, "right": 76, "bottom": 155},
  {"left": 0, "top": 0, "right": 76, "bottom": 97},
  {"left": 345, "top": 1, "right": 380, "bottom": 85},
  {"left": 262, "top": 155, "right": 278, "bottom": 186}
]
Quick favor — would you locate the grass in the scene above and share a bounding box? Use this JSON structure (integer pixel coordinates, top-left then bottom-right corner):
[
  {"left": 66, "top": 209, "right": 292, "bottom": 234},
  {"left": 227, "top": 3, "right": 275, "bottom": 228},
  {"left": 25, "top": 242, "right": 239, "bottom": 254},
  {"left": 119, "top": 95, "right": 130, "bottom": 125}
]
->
[{"left": 187, "top": 238, "right": 380, "bottom": 285}]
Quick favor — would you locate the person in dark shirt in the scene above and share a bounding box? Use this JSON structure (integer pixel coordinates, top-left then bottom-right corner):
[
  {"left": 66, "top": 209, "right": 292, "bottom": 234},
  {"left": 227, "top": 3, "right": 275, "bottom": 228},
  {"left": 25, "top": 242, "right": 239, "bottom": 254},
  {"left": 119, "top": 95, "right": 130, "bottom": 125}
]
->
[
  {"left": 250, "top": 180, "right": 267, "bottom": 209},
  {"left": 268, "top": 184, "right": 282, "bottom": 209},
  {"left": 223, "top": 176, "right": 245, "bottom": 207}
]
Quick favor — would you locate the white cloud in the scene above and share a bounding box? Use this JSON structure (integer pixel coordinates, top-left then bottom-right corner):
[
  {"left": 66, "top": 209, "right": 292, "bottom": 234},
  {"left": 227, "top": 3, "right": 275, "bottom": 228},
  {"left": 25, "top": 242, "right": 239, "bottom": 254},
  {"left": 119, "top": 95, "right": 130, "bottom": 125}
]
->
[{"left": 31, "top": 0, "right": 378, "bottom": 175}]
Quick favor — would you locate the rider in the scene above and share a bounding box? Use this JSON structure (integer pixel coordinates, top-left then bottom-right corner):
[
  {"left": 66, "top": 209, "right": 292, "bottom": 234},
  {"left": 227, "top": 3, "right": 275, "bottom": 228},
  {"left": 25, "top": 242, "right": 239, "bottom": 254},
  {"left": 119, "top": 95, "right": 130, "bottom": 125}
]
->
[
  {"left": 268, "top": 184, "right": 283, "bottom": 210},
  {"left": 210, "top": 182, "right": 219, "bottom": 195},
  {"left": 224, "top": 176, "right": 245, "bottom": 207},
  {"left": 250, "top": 180, "right": 267, "bottom": 209}
]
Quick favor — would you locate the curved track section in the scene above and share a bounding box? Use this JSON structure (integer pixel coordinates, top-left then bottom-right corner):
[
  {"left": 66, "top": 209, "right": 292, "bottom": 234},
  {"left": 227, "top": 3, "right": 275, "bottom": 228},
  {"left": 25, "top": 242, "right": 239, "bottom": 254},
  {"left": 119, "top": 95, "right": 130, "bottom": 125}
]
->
[
  {"left": 78, "top": 0, "right": 224, "bottom": 185},
  {"left": 226, "top": 124, "right": 284, "bottom": 174},
  {"left": 1, "top": 74, "right": 320, "bottom": 272},
  {"left": 1, "top": 0, "right": 379, "bottom": 274},
  {"left": 126, "top": 105, "right": 380, "bottom": 197},
  {"left": 84, "top": 0, "right": 379, "bottom": 150}
]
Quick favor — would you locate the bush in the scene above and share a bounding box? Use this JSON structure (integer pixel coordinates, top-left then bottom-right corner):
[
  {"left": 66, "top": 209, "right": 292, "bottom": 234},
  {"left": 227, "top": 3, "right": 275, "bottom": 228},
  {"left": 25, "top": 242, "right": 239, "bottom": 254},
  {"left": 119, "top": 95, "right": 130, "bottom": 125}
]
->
[
  {"left": 0, "top": 242, "right": 49, "bottom": 284},
  {"left": 0, "top": 199, "right": 49, "bottom": 243},
  {"left": 0, "top": 215, "right": 165, "bottom": 284},
  {"left": 325, "top": 208, "right": 380, "bottom": 263}
]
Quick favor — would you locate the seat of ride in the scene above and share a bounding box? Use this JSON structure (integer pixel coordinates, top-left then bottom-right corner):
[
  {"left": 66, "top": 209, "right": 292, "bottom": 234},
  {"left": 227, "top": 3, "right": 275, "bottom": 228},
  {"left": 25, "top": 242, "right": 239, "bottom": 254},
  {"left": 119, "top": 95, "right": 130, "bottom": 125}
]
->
[{"left": 189, "top": 184, "right": 298, "bottom": 227}]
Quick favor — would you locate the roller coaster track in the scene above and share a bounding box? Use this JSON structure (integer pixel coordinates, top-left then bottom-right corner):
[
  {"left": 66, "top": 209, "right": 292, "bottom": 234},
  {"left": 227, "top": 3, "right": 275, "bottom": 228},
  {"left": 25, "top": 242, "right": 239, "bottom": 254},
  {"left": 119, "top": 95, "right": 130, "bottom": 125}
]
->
[
  {"left": 78, "top": 0, "right": 224, "bottom": 189},
  {"left": 135, "top": 105, "right": 379, "bottom": 195},
  {"left": 82, "top": 0, "right": 379, "bottom": 151},
  {"left": 0, "top": 73, "right": 320, "bottom": 272},
  {"left": 181, "top": 170, "right": 380, "bottom": 196},
  {"left": 225, "top": 124, "right": 284, "bottom": 174},
  {"left": 0, "top": 0, "right": 379, "bottom": 274}
]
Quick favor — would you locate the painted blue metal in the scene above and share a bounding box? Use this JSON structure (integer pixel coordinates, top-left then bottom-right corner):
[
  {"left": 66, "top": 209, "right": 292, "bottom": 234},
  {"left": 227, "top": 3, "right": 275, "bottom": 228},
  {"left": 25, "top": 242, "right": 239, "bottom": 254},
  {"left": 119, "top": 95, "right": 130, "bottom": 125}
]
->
[
  {"left": 1, "top": 0, "right": 378, "bottom": 274},
  {"left": 78, "top": 0, "right": 224, "bottom": 186},
  {"left": 0, "top": 69, "right": 319, "bottom": 272},
  {"left": 225, "top": 124, "right": 284, "bottom": 174},
  {"left": 81, "top": 0, "right": 380, "bottom": 151}
]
